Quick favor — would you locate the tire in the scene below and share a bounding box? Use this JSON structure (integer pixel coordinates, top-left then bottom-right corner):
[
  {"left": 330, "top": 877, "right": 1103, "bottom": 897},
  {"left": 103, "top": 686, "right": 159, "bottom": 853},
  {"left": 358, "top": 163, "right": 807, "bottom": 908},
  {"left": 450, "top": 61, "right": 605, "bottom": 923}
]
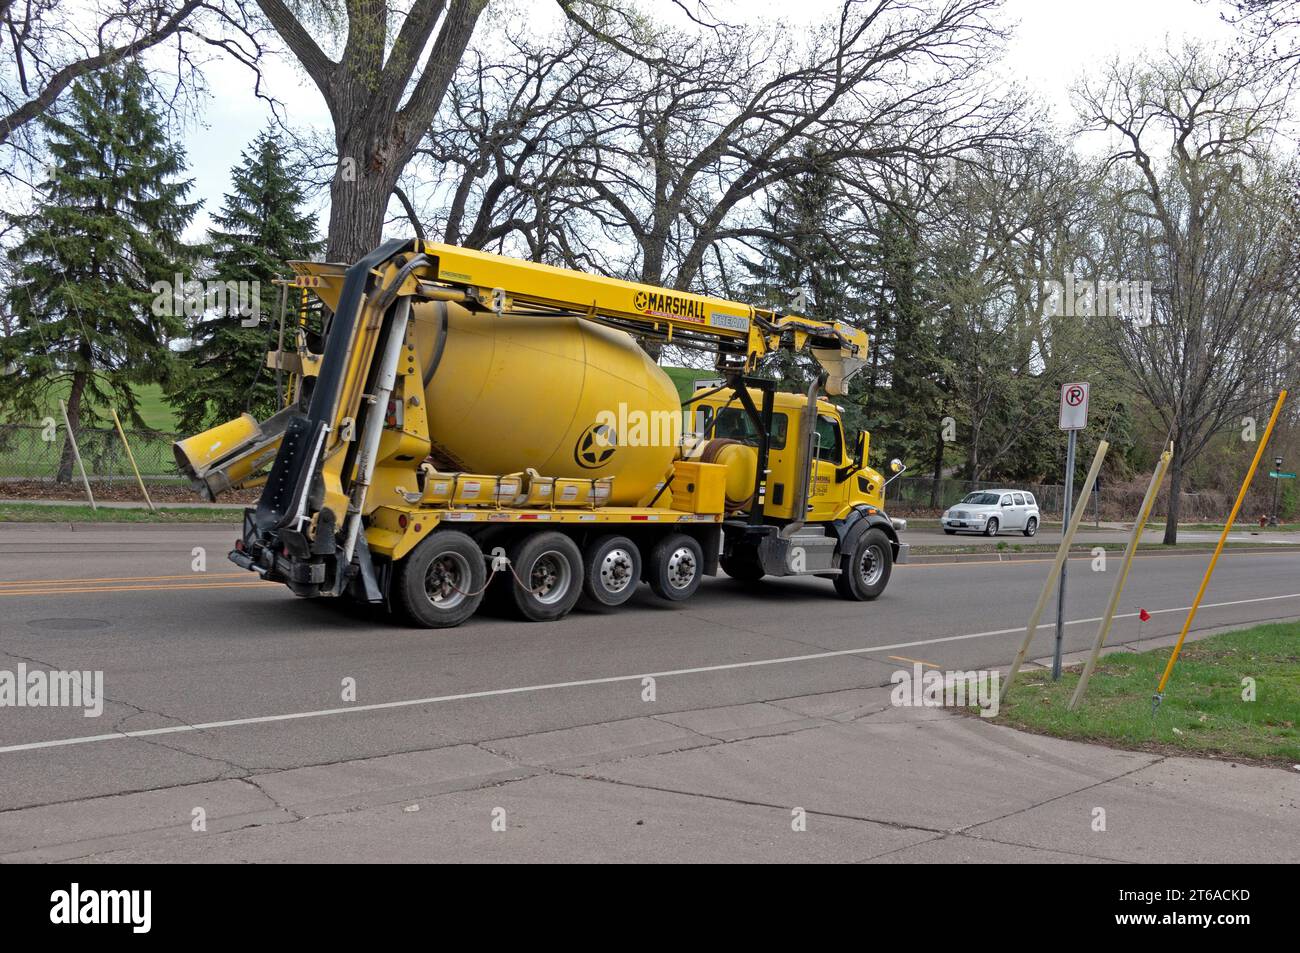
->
[
  {"left": 833, "top": 527, "right": 893, "bottom": 601},
  {"left": 581, "top": 535, "right": 641, "bottom": 608},
  {"left": 393, "top": 530, "right": 485, "bottom": 628},
  {"left": 1023, "top": 516, "right": 1038, "bottom": 538},
  {"left": 984, "top": 517, "right": 999, "bottom": 537},
  {"left": 506, "top": 531, "right": 583, "bottom": 622},
  {"left": 720, "top": 547, "right": 764, "bottom": 583},
  {"left": 943, "top": 528, "right": 956, "bottom": 536},
  {"left": 648, "top": 533, "right": 704, "bottom": 601}
]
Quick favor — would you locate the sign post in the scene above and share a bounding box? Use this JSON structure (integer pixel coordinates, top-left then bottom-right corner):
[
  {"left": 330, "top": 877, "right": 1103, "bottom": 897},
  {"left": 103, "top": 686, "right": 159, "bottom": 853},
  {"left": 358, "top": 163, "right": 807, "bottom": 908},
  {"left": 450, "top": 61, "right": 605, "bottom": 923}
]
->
[
  {"left": 1055, "top": 382, "right": 1090, "bottom": 680},
  {"left": 1268, "top": 457, "right": 1293, "bottom": 524}
]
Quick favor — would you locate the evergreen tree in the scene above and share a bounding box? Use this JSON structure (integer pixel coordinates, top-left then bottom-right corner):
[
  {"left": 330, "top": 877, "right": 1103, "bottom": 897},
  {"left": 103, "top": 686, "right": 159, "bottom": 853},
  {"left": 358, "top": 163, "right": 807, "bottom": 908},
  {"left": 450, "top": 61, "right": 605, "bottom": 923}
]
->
[
  {"left": 742, "top": 149, "right": 870, "bottom": 395},
  {"left": 168, "top": 130, "right": 322, "bottom": 433},
  {"left": 2, "top": 62, "right": 197, "bottom": 482}
]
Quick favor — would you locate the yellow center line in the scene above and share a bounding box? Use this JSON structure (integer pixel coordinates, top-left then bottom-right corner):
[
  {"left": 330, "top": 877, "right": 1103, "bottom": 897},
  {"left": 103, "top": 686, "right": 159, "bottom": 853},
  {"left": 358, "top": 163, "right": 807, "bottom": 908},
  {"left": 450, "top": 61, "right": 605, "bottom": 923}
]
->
[
  {"left": 0, "top": 581, "right": 275, "bottom": 597},
  {"left": 887, "top": 655, "right": 940, "bottom": 668},
  {"left": 0, "top": 572, "right": 249, "bottom": 587}
]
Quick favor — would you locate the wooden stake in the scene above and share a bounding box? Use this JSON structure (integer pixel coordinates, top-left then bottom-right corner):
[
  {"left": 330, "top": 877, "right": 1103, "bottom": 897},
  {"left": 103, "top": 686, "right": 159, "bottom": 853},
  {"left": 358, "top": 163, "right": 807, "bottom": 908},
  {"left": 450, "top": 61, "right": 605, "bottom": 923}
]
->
[
  {"left": 110, "top": 408, "right": 156, "bottom": 512},
  {"left": 58, "top": 399, "right": 96, "bottom": 511},
  {"left": 1069, "top": 444, "right": 1171, "bottom": 710},
  {"left": 1003, "top": 439, "right": 1109, "bottom": 699}
]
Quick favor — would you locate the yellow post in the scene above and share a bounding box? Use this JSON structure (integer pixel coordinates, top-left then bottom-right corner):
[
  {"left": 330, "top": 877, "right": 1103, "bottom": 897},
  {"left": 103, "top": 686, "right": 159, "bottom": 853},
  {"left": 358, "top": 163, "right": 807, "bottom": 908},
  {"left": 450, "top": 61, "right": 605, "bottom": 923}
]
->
[
  {"left": 1069, "top": 444, "right": 1172, "bottom": 710},
  {"left": 110, "top": 408, "right": 156, "bottom": 513},
  {"left": 1003, "top": 439, "right": 1109, "bottom": 699},
  {"left": 1153, "top": 390, "right": 1287, "bottom": 708}
]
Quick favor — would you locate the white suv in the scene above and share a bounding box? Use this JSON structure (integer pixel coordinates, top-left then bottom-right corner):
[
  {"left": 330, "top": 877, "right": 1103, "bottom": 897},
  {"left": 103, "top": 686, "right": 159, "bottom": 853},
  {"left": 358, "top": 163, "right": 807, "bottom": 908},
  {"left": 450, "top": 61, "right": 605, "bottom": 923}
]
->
[{"left": 942, "top": 490, "right": 1040, "bottom": 537}]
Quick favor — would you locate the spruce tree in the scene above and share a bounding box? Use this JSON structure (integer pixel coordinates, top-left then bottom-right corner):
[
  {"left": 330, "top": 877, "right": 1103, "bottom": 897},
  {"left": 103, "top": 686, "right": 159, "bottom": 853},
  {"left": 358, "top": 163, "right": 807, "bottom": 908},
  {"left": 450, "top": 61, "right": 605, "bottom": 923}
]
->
[
  {"left": 2, "top": 62, "right": 197, "bottom": 482},
  {"left": 168, "top": 130, "right": 321, "bottom": 433},
  {"left": 742, "top": 149, "right": 868, "bottom": 395}
]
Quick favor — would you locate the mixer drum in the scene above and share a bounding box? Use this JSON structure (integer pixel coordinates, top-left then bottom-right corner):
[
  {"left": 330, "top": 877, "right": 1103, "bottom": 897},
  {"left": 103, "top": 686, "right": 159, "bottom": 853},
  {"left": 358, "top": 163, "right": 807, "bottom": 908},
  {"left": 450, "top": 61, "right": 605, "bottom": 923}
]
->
[{"left": 411, "top": 301, "right": 681, "bottom": 506}]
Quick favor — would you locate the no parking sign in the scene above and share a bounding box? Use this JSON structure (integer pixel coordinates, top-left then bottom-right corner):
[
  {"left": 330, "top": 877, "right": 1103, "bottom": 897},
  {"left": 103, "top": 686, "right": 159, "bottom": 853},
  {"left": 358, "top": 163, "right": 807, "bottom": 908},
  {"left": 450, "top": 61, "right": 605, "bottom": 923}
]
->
[{"left": 1059, "top": 382, "right": 1089, "bottom": 430}]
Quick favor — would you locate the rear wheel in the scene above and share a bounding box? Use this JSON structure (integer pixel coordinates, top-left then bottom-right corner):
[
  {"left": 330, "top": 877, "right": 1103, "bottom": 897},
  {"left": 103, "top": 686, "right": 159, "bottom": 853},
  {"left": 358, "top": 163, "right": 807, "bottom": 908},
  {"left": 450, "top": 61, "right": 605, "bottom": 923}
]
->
[
  {"left": 984, "top": 517, "right": 999, "bottom": 537},
  {"left": 648, "top": 533, "right": 703, "bottom": 601},
  {"left": 506, "top": 531, "right": 583, "bottom": 622},
  {"left": 833, "top": 527, "right": 892, "bottom": 601},
  {"left": 1023, "top": 516, "right": 1038, "bottom": 537},
  {"left": 393, "top": 530, "right": 485, "bottom": 628},
  {"left": 581, "top": 535, "right": 641, "bottom": 608}
]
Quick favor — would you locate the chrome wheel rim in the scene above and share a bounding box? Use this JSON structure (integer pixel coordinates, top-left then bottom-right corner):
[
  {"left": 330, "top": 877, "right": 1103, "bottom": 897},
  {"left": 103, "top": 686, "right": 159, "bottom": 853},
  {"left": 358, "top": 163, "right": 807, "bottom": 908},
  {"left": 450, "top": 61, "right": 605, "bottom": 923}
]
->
[
  {"left": 665, "top": 546, "right": 697, "bottom": 590},
  {"left": 425, "top": 551, "right": 470, "bottom": 609},
  {"left": 858, "top": 544, "right": 884, "bottom": 587},
  {"left": 530, "top": 551, "right": 572, "bottom": 605},
  {"left": 598, "top": 547, "right": 635, "bottom": 595}
]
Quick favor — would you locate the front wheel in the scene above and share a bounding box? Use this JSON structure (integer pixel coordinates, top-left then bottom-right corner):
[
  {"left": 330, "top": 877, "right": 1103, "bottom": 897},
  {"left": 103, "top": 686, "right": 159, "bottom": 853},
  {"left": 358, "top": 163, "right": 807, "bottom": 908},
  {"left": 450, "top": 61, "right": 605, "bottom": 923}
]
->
[
  {"left": 1023, "top": 516, "right": 1038, "bottom": 537},
  {"left": 984, "top": 517, "right": 999, "bottom": 537},
  {"left": 648, "top": 534, "right": 704, "bottom": 601},
  {"left": 834, "top": 527, "right": 892, "bottom": 601},
  {"left": 942, "top": 528, "right": 956, "bottom": 536},
  {"left": 393, "top": 530, "right": 485, "bottom": 628}
]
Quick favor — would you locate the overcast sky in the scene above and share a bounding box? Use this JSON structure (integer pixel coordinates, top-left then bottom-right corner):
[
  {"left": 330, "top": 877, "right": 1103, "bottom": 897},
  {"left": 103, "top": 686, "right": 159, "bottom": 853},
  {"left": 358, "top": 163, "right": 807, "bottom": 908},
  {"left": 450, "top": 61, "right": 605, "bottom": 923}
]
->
[{"left": 177, "top": 0, "right": 1243, "bottom": 239}]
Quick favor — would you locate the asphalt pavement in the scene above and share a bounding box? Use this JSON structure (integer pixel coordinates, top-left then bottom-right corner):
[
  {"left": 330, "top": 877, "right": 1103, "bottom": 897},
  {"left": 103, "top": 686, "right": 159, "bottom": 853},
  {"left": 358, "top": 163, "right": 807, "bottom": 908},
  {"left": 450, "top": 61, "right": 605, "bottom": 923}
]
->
[{"left": 1, "top": 518, "right": 1297, "bottom": 862}]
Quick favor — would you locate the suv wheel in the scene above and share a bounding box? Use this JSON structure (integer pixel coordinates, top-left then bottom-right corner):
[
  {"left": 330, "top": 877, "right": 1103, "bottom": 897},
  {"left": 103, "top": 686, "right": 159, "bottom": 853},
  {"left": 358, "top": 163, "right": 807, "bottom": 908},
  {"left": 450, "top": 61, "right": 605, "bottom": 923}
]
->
[
  {"left": 1023, "top": 516, "right": 1038, "bottom": 537},
  {"left": 984, "top": 517, "right": 999, "bottom": 537}
]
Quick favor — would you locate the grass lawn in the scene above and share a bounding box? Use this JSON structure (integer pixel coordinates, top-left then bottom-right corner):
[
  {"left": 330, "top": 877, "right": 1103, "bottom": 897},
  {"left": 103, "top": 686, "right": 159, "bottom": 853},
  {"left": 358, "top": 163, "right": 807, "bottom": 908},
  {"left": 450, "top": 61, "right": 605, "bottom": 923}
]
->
[
  {"left": 0, "top": 379, "right": 179, "bottom": 432},
  {"left": 0, "top": 503, "right": 240, "bottom": 523},
  {"left": 663, "top": 366, "right": 723, "bottom": 402},
  {"left": 992, "top": 622, "right": 1300, "bottom": 766}
]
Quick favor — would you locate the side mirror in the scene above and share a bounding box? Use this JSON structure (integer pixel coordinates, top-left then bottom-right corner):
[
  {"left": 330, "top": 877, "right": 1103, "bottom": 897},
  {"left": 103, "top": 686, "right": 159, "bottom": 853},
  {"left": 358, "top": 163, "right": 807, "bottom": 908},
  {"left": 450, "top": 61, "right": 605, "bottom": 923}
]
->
[{"left": 890, "top": 458, "right": 904, "bottom": 474}]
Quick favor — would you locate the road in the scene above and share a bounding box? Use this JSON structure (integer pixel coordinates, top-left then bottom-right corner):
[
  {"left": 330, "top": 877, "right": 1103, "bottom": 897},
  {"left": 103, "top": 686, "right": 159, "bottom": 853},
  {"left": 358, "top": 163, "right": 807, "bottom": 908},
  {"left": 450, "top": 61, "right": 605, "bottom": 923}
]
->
[{"left": 1, "top": 519, "right": 1297, "bottom": 862}]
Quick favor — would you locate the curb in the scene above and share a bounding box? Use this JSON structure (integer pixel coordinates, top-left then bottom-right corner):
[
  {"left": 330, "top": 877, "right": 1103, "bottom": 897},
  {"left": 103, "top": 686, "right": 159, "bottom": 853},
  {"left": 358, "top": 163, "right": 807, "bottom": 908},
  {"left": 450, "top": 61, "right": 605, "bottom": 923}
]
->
[{"left": 906, "top": 545, "right": 1297, "bottom": 565}]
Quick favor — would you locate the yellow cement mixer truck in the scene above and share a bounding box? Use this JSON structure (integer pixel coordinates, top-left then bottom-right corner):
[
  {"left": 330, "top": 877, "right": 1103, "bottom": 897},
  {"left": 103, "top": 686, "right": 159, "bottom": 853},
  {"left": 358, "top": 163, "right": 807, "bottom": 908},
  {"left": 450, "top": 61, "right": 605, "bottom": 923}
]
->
[{"left": 174, "top": 239, "right": 909, "bottom": 627}]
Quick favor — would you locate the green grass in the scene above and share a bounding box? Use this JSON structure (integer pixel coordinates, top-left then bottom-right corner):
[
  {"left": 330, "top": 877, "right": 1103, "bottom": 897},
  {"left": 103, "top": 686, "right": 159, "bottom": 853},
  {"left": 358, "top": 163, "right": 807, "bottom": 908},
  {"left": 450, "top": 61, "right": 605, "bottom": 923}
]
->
[
  {"left": 663, "top": 367, "right": 723, "bottom": 402},
  {"left": 0, "top": 379, "right": 179, "bottom": 431},
  {"left": 0, "top": 503, "right": 240, "bottom": 523},
  {"left": 992, "top": 622, "right": 1300, "bottom": 765}
]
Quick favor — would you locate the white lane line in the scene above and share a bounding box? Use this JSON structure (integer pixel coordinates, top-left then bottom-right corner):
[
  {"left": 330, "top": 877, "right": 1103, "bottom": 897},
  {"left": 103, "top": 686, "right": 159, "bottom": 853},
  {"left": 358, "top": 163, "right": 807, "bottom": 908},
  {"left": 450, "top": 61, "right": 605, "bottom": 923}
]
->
[{"left": 3, "top": 591, "right": 1299, "bottom": 755}]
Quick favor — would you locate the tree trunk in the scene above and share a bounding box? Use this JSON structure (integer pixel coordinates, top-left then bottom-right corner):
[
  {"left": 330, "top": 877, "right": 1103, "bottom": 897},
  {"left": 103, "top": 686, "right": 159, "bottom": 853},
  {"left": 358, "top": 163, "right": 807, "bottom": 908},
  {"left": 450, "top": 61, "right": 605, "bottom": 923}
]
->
[
  {"left": 1162, "top": 441, "right": 1184, "bottom": 545},
  {"left": 325, "top": 160, "right": 401, "bottom": 264},
  {"left": 57, "top": 369, "right": 88, "bottom": 484}
]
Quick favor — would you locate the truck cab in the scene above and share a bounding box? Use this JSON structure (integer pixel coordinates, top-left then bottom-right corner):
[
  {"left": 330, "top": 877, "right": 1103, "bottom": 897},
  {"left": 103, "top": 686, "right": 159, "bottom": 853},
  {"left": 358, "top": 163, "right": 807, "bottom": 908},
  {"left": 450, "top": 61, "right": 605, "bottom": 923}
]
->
[{"left": 689, "top": 385, "right": 906, "bottom": 597}]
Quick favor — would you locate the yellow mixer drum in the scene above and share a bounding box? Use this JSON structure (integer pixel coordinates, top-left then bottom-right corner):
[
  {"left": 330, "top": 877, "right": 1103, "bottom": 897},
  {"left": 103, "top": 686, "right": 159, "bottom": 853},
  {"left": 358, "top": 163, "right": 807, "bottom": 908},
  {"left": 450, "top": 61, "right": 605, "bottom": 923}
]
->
[{"left": 411, "top": 302, "right": 681, "bottom": 506}]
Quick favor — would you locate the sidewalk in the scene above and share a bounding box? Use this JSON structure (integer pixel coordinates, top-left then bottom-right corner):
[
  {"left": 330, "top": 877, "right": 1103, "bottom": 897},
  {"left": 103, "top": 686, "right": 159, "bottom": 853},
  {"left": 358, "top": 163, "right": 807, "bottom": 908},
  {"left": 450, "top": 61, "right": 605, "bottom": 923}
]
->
[{"left": 3, "top": 681, "right": 1294, "bottom": 863}]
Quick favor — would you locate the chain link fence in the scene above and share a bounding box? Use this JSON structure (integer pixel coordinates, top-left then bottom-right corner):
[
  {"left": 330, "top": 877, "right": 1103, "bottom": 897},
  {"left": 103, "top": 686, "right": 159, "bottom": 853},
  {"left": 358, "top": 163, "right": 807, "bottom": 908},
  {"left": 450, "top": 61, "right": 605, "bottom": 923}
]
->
[{"left": 0, "top": 423, "right": 181, "bottom": 483}]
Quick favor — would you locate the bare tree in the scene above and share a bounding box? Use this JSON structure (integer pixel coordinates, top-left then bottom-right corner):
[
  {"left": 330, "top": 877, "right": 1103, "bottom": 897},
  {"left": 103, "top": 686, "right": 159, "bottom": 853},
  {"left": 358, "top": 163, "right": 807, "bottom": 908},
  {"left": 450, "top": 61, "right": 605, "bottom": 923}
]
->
[
  {"left": 0, "top": 1, "right": 267, "bottom": 155},
  {"left": 1078, "top": 44, "right": 1300, "bottom": 543},
  {"left": 255, "top": 0, "right": 486, "bottom": 262},
  {"left": 410, "top": 16, "right": 634, "bottom": 261}
]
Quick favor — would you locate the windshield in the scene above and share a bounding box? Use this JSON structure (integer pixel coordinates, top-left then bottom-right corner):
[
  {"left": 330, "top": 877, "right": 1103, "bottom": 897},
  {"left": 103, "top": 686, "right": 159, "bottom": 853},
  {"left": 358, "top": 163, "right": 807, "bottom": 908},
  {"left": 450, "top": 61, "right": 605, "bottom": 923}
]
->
[{"left": 960, "top": 493, "right": 1001, "bottom": 505}]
